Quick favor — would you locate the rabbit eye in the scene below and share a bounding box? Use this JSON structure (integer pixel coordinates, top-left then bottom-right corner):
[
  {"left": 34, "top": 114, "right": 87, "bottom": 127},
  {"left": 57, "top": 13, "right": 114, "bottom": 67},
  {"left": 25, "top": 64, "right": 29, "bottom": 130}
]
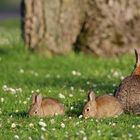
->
[
  {"left": 34, "top": 111, "right": 38, "bottom": 114},
  {"left": 86, "top": 108, "right": 89, "bottom": 112}
]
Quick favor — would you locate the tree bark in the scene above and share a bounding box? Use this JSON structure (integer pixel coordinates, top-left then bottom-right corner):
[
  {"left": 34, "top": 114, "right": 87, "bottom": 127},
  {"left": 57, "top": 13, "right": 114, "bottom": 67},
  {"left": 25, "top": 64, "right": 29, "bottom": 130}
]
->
[
  {"left": 75, "top": 0, "right": 140, "bottom": 56},
  {"left": 21, "top": 0, "right": 140, "bottom": 56},
  {"left": 21, "top": 0, "right": 87, "bottom": 55}
]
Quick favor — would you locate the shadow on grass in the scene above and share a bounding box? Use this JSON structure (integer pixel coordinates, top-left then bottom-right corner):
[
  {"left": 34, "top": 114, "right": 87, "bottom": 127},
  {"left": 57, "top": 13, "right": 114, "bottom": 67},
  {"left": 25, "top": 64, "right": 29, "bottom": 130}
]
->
[
  {"left": 0, "top": 48, "right": 9, "bottom": 56},
  {"left": 66, "top": 100, "right": 85, "bottom": 117},
  {"left": 8, "top": 111, "right": 28, "bottom": 118},
  {"left": 25, "top": 76, "right": 116, "bottom": 93}
]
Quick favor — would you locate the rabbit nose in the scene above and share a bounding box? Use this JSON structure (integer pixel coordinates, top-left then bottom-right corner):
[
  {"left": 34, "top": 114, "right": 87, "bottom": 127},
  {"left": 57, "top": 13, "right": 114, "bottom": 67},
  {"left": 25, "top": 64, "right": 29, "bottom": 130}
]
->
[{"left": 82, "top": 113, "right": 87, "bottom": 118}]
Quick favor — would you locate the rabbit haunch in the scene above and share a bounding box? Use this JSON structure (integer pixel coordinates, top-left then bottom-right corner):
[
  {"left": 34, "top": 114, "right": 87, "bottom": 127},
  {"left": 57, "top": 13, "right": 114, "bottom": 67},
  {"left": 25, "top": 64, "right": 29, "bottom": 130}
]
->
[
  {"left": 82, "top": 91, "right": 123, "bottom": 119},
  {"left": 115, "top": 49, "right": 140, "bottom": 114},
  {"left": 28, "top": 94, "right": 64, "bottom": 116}
]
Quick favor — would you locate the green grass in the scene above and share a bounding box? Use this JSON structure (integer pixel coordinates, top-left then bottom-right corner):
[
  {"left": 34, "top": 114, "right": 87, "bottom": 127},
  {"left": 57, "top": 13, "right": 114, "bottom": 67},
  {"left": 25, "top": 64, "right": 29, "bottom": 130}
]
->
[{"left": 0, "top": 19, "right": 140, "bottom": 140}]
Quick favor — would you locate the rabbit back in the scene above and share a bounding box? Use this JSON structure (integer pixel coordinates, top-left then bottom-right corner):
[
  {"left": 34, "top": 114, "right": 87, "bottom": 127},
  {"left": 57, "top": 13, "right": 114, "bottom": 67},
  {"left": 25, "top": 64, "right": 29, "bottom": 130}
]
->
[
  {"left": 96, "top": 95, "right": 123, "bottom": 118},
  {"left": 41, "top": 98, "right": 64, "bottom": 116},
  {"left": 115, "top": 75, "right": 140, "bottom": 114}
]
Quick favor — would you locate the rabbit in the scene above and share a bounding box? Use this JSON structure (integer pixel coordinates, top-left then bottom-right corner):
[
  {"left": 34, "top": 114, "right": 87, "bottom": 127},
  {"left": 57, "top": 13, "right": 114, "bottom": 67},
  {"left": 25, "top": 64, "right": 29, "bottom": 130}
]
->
[
  {"left": 28, "top": 93, "right": 64, "bottom": 117},
  {"left": 114, "top": 49, "right": 140, "bottom": 114},
  {"left": 82, "top": 91, "right": 123, "bottom": 119}
]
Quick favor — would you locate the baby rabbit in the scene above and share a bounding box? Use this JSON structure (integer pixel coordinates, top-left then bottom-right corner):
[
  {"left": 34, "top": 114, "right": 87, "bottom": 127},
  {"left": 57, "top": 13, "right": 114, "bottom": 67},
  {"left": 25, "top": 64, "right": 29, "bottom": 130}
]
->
[
  {"left": 28, "top": 94, "right": 64, "bottom": 117},
  {"left": 115, "top": 49, "right": 140, "bottom": 114},
  {"left": 82, "top": 91, "right": 123, "bottom": 119}
]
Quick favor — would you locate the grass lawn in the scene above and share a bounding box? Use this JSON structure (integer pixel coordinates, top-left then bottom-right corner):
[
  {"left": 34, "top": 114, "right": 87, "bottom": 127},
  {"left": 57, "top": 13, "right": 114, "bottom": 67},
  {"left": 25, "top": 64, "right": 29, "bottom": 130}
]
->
[{"left": 0, "top": 18, "right": 140, "bottom": 140}]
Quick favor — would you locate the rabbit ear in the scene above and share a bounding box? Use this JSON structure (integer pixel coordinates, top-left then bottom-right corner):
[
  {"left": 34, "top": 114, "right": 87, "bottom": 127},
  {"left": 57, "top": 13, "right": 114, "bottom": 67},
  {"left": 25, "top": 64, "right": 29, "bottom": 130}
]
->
[
  {"left": 36, "top": 94, "right": 42, "bottom": 106},
  {"left": 32, "top": 94, "right": 37, "bottom": 104},
  {"left": 135, "top": 49, "right": 140, "bottom": 66},
  {"left": 88, "top": 91, "right": 95, "bottom": 101}
]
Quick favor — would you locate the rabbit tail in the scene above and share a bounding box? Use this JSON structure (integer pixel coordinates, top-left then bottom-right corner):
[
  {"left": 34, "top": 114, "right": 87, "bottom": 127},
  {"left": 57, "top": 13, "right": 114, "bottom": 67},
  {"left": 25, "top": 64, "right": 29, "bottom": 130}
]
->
[{"left": 132, "top": 49, "right": 140, "bottom": 76}]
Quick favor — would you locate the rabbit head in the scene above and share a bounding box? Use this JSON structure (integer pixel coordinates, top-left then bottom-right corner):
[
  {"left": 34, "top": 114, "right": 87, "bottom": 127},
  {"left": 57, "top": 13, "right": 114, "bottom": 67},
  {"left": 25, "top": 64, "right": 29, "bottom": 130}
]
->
[
  {"left": 82, "top": 91, "right": 97, "bottom": 118},
  {"left": 28, "top": 94, "right": 44, "bottom": 116}
]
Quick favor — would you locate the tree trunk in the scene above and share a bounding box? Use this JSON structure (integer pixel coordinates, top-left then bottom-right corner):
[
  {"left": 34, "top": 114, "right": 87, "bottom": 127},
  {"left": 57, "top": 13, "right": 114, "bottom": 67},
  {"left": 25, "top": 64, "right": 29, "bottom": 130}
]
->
[
  {"left": 21, "top": 0, "right": 140, "bottom": 57},
  {"left": 21, "top": 0, "right": 87, "bottom": 55},
  {"left": 75, "top": 0, "right": 140, "bottom": 57}
]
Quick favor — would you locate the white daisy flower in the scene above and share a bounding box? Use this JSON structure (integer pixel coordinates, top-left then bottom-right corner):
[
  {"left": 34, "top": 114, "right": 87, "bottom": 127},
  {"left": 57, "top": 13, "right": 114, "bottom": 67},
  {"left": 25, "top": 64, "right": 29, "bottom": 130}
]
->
[
  {"left": 14, "top": 135, "right": 19, "bottom": 139},
  {"left": 70, "top": 86, "right": 74, "bottom": 91},
  {"left": 50, "top": 119, "right": 55, "bottom": 124},
  {"left": 83, "top": 136, "right": 87, "bottom": 140},
  {"left": 2, "top": 85, "right": 8, "bottom": 91},
  {"left": 11, "top": 123, "right": 16, "bottom": 128},
  {"left": 29, "top": 123, "right": 34, "bottom": 128},
  {"left": 72, "top": 70, "right": 77, "bottom": 75},
  {"left": 79, "top": 115, "right": 83, "bottom": 119},
  {"left": 132, "top": 125, "right": 135, "bottom": 128},
  {"left": 69, "top": 94, "right": 73, "bottom": 97},
  {"left": 15, "top": 110, "right": 19, "bottom": 113},
  {"left": 19, "top": 69, "right": 24, "bottom": 73},
  {"left": 28, "top": 137, "right": 32, "bottom": 140},
  {"left": 61, "top": 123, "right": 65, "bottom": 128},
  {"left": 39, "top": 121, "right": 46, "bottom": 127},
  {"left": 1, "top": 97, "right": 4, "bottom": 103},
  {"left": 41, "top": 127, "right": 46, "bottom": 131},
  {"left": 59, "top": 93, "right": 65, "bottom": 99},
  {"left": 23, "top": 101, "right": 27, "bottom": 105},
  {"left": 70, "top": 106, "right": 74, "bottom": 110},
  {"left": 128, "top": 133, "right": 132, "bottom": 137}
]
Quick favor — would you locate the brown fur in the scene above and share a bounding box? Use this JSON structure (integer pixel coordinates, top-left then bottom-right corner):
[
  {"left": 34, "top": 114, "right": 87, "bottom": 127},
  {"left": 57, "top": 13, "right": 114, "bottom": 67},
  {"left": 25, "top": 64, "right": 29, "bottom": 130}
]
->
[
  {"left": 41, "top": 98, "right": 64, "bottom": 116},
  {"left": 82, "top": 92, "right": 123, "bottom": 119},
  {"left": 28, "top": 94, "right": 64, "bottom": 117},
  {"left": 115, "top": 49, "right": 140, "bottom": 114},
  {"left": 96, "top": 95, "right": 123, "bottom": 118},
  {"left": 132, "top": 66, "right": 140, "bottom": 75},
  {"left": 132, "top": 49, "right": 140, "bottom": 75},
  {"left": 41, "top": 98, "right": 60, "bottom": 105}
]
